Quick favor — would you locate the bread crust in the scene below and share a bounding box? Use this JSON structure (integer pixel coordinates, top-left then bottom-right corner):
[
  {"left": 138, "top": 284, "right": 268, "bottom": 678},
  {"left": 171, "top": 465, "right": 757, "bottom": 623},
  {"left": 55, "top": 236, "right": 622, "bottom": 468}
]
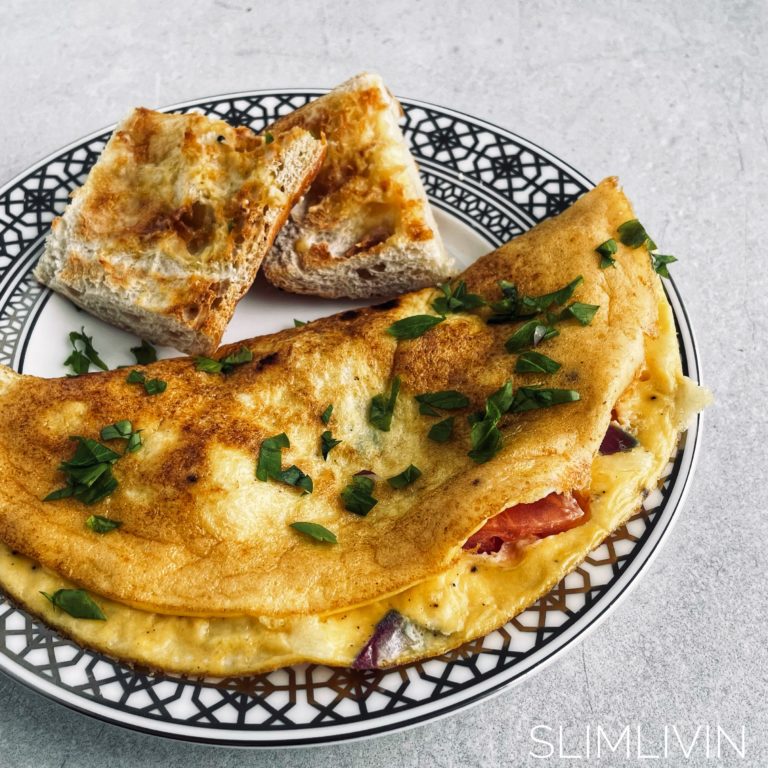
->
[{"left": 34, "top": 109, "right": 326, "bottom": 354}]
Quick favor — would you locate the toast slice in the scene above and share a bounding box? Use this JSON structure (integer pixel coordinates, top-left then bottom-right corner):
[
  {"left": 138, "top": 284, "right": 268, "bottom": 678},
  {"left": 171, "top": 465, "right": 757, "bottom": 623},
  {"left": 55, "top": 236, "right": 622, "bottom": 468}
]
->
[
  {"left": 34, "top": 108, "right": 325, "bottom": 355},
  {"left": 262, "top": 73, "right": 455, "bottom": 299}
]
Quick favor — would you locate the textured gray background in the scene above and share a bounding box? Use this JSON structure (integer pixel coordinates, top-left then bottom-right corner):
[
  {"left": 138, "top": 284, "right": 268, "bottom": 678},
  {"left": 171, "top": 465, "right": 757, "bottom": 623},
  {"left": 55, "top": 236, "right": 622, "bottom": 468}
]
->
[{"left": 0, "top": 1, "right": 766, "bottom": 766}]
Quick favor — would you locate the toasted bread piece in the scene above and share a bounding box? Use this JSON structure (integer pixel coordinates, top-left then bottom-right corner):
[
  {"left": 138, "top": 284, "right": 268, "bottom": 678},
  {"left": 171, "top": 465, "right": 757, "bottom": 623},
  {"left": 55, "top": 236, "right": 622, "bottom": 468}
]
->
[
  {"left": 262, "top": 73, "right": 454, "bottom": 299},
  {"left": 34, "top": 108, "right": 325, "bottom": 354}
]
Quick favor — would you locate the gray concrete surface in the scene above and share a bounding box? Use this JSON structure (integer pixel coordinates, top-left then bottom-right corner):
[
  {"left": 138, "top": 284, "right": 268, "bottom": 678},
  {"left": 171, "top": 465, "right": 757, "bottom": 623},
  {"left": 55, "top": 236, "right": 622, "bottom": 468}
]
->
[{"left": 0, "top": 0, "right": 766, "bottom": 765}]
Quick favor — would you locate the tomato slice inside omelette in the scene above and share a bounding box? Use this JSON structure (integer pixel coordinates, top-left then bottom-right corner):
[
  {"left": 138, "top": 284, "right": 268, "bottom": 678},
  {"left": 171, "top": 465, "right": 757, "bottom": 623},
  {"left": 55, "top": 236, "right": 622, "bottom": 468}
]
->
[{"left": 463, "top": 492, "right": 588, "bottom": 554}]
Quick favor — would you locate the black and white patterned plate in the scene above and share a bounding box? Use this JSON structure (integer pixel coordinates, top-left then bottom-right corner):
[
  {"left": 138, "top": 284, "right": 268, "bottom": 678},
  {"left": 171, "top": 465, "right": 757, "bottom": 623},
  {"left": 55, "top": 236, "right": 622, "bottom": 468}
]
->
[{"left": 0, "top": 90, "right": 703, "bottom": 746}]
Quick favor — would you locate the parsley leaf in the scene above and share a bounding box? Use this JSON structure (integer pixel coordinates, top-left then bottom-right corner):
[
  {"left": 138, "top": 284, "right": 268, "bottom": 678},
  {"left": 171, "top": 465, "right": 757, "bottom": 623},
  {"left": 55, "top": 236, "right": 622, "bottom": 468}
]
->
[
  {"left": 596, "top": 238, "right": 618, "bottom": 269},
  {"left": 504, "top": 321, "right": 559, "bottom": 352},
  {"left": 99, "top": 420, "right": 132, "bottom": 441},
  {"left": 510, "top": 386, "right": 580, "bottom": 412},
  {"left": 130, "top": 340, "right": 157, "bottom": 365},
  {"left": 487, "top": 381, "right": 515, "bottom": 414},
  {"left": 86, "top": 515, "right": 122, "bottom": 534},
  {"left": 264, "top": 131, "right": 275, "bottom": 144},
  {"left": 195, "top": 346, "right": 253, "bottom": 374},
  {"left": 369, "top": 376, "right": 400, "bottom": 432},
  {"left": 387, "top": 464, "right": 422, "bottom": 489},
  {"left": 256, "top": 433, "right": 290, "bottom": 482},
  {"left": 488, "top": 277, "right": 583, "bottom": 323},
  {"left": 560, "top": 302, "right": 600, "bottom": 326},
  {"left": 125, "top": 431, "right": 143, "bottom": 453},
  {"left": 294, "top": 319, "right": 307, "bottom": 327},
  {"left": 125, "top": 370, "right": 167, "bottom": 396},
  {"left": 290, "top": 521, "right": 337, "bottom": 544},
  {"left": 44, "top": 435, "right": 123, "bottom": 506},
  {"left": 320, "top": 404, "right": 333, "bottom": 425},
  {"left": 415, "top": 390, "right": 469, "bottom": 414},
  {"left": 467, "top": 382, "right": 513, "bottom": 464},
  {"left": 62, "top": 437, "right": 121, "bottom": 467},
  {"left": 143, "top": 378, "right": 167, "bottom": 395},
  {"left": 517, "top": 276, "right": 584, "bottom": 316},
  {"left": 431, "top": 280, "right": 486, "bottom": 315},
  {"left": 321, "top": 430, "right": 342, "bottom": 460},
  {"left": 100, "top": 420, "right": 143, "bottom": 454},
  {"left": 617, "top": 219, "right": 676, "bottom": 275},
  {"left": 41, "top": 589, "right": 105, "bottom": 620},
  {"left": 256, "top": 433, "right": 312, "bottom": 492},
  {"left": 652, "top": 253, "right": 678, "bottom": 278},
  {"left": 428, "top": 416, "right": 454, "bottom": 443},
  {"left": 386, "top": 315, "right": 445, "bottom": 340},
  {"left": 515, "top": 351, "right": 562, "bottom": 374},
  {"left": 618, "top": 219, "right": 650, "bottom": 248},
  {"left": 64, "top": 328, "right": 108, "bottom": 375},
  {"left": 469, "top": 418, "right": 502, "bottom": 464},
  {"left": 194, "top": 357, "right": 224, "bottom": 374},
  {"left": 276, "top": 465, "right": 313, "bottom": 494},
  {"left": 341, "top": 475, "right": 378, "bottom": 516}
]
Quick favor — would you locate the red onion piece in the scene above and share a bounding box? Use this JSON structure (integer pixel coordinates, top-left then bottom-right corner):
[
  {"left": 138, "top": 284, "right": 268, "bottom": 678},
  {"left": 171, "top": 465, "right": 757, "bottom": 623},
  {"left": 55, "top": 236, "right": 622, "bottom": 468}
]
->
[
  {"left": 353, "top": 470, "right": 377, "bottom": 478},
  {"left": 352, "top": 610, "right": 424, "bottom": 670},
  {"left": 599, "top": 423, "right": 639, "bottom": 455}
]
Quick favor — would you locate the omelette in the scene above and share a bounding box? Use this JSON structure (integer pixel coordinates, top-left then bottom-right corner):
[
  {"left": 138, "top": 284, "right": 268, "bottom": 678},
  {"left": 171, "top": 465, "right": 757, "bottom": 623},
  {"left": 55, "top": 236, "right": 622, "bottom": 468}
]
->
[{"left": 0, "top": 178, "right": 709, "bottom": 674}]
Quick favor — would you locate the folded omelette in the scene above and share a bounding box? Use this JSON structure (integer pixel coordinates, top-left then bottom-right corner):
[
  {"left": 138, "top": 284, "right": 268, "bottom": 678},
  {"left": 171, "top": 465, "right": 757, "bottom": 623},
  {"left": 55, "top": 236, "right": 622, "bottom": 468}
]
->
[{"left": 0, "top": 178, "right": 709, "bottom": 674}]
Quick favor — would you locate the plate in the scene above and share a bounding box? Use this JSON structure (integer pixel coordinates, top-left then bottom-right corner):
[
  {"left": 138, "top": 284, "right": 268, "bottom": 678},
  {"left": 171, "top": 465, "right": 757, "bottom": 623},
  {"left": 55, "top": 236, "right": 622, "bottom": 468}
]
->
[{"left": 0, "top": 89, "right": 703, "bottom": 746}]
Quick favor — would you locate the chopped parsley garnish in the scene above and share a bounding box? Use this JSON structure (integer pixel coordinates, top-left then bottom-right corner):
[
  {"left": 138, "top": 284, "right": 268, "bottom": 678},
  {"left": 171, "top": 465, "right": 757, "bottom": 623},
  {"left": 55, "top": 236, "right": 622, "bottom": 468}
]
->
[
  {"left": 596, "top": 238, "right": 618, "bottom": 269},
  {"left": 467, "top": 382, "right": 513, "bottom": 464},
  {"left": 276, "top": 465, "right": 313, "bottom": 494},
  {"left": 41, "top": 589, "right": 105, "bottom": 620},
  {"left": 100, "top": 420, "right": 142, "bottom": 454},
  {"left": 414, "top": 390, "right": 469, "bottom": 415},
  {"left": 504, "top": 320, "right": 559, "bottom": 352},
  {"left": 617, "top": 219, "right": 650, "bottom": 248},
  {"left": 256, "top": 433, "right": 289, "bottom": 481},
  {"left": 264, "top": 131, "right": 275, "bottom": 144},
  {"left": 431, "top": 280, "right": 485, "bottom": 315},
  {"left": 294, "top": 319, "right": 307, "bottom": 327},
  {"left": 43, "top": 436, "right": 122, "bottom": 505},
  {"left": 428, "top": 416, "right": 455, "bottom": 443},
  {"left": 369, "top": 376, "right": 400, "bottom": 432},
  {"left": 125, "top": 431, "right": 142, "bottom": 453},
  {"left": 652, "top": 253, "right": 678, "bottom": 278},
  {"left": 290, "top": 521, "right": 337, "bottom": 544},
  {"left": 387, "top": 464, "right": 422, "bottom": 489},
  {"left": 195, "top": 346, "right": 253, "bottom": 375},
  {"left": 515, "top": 351, "right": 562, "bottom": 374},
  {"left": 86, "top": 515, "right": 122, "bottom": 534},
  {"left": 341, "top": 475, "right": 378, "bottom": 516},
  {"left": 386, "top": 315, "right": 445, "bottom": 340},
  {"left": 256, "top": 433, "right": 312, "bottom": 493},
  {"left": 126, "top": 369, "right": 167, "bottom": 395},
  {"left": 321, "top": 430, "right": 342, "bottom": 460},
  {"left": 560, "top": 302, "right": 600, "bottom": 326},
  {"left": 488, "top": 277, "right": 583, "bottom": 323},
  {"left": 143, "top": 378, "right": 167, "bottom": 395},
  {"left": 320, "top": 404, "right": 334, "bottom": 424},
  {"left": 130, "top": 340, "right": 157, "bottom": 365},
  {"left": 64, "top": 328, "right": 108, "bottom": 375},
  {"left": 618, "top": 219, "right": 677, "bottom": 277},
  {"left": 466, "top": 382, "right": 579, "bottom": 462},
  {"left": 510, "top": 386, "right": 580, "bottom": 412},
  {"left": 518, "top": 276, "right": 584, "bottom": 316},
  {"left": 99, "top": 420, "right": 132, "bottom": 441}
]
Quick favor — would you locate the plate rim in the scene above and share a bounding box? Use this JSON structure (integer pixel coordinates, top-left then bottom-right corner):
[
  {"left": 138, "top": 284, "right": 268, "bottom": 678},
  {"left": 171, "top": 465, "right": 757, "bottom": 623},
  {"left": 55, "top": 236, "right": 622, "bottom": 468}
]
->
[{"left": 0, "top": 88, "right": 705, "bottom": 747}]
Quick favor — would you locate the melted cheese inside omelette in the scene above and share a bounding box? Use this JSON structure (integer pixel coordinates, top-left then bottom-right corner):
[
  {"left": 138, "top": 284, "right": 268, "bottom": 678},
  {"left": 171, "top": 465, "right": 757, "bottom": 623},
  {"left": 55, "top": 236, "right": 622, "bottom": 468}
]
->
[{"left": 0, "top": 289, "right": 708, "bottom": 675}]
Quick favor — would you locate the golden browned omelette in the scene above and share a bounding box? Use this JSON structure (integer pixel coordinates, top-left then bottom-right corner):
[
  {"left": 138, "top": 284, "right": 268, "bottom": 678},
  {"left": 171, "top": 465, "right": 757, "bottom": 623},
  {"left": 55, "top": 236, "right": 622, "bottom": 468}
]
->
[{"left": 0, "top": 178, "right": 710, "bottom": 674}]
